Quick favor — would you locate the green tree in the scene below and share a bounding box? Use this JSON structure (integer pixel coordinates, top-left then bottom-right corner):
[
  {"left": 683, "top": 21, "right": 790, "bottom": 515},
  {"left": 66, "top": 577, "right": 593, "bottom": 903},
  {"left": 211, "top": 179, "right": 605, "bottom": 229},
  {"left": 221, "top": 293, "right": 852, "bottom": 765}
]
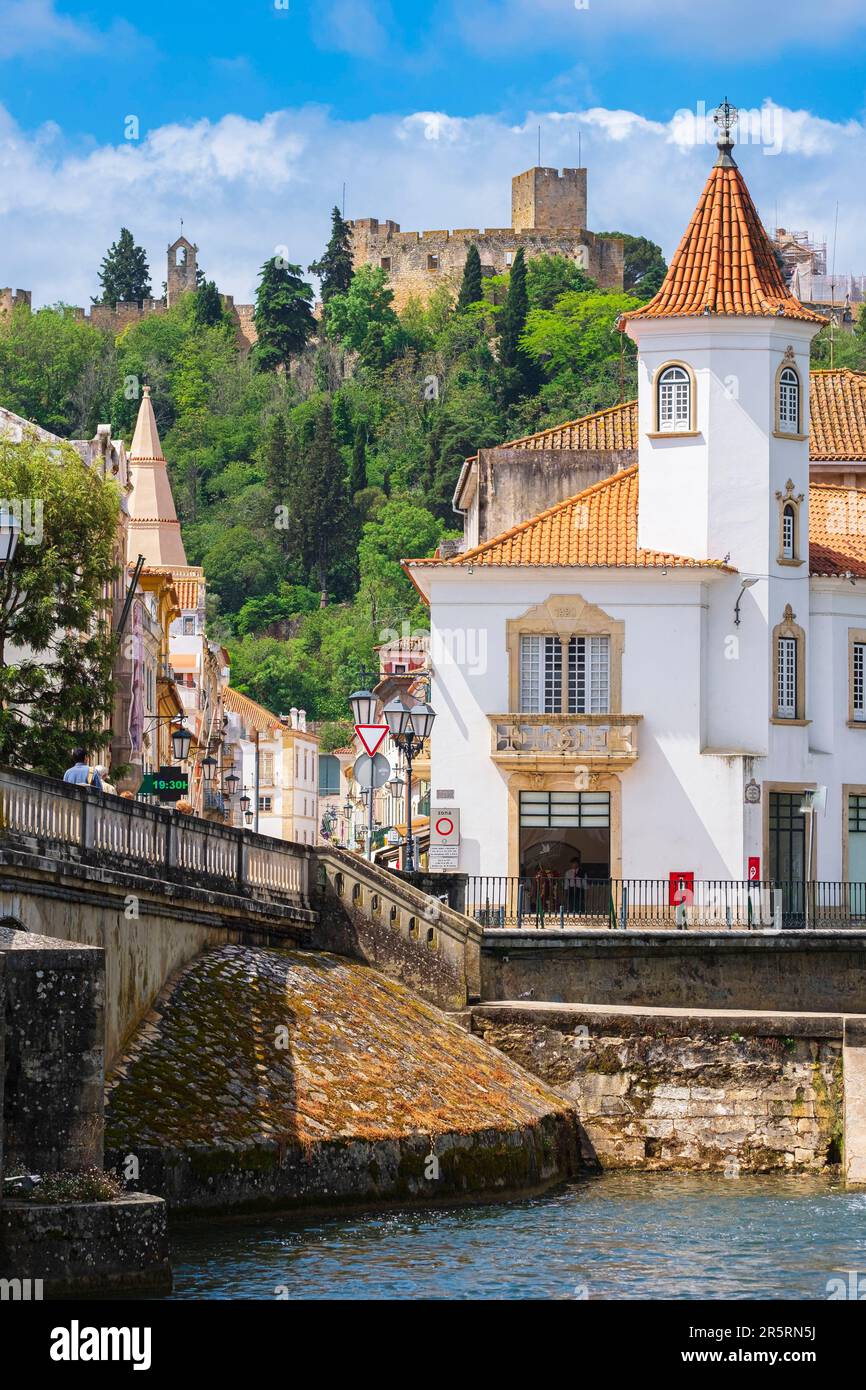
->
[
  {"left": 0, "top": 305, "right": 114, "bottom": 437},
  {"left": 497, "top": 247, "right": 536, "bottom": 403},
  {"left": 193, "top": 279, "right": 225, "bottom": 327},
  {"left": 350, "top": 421, "right": 368, "bottom": 495},
  {"left": 309, "top": 206, "right": 355, "bottom": 303},
  {"left": 201, "top": 526, "right": 282, "bottom": 613},
  {"left": 0, "top": 435, "right": 120, "bottom": 772},
  {"left": 287, "top": 397, "right": 355, "bottom": 604},
  {"left": 95, "top": 228, "right": 152, "bottom": 305},
  {"left": 456, "top": 244, "right": 483, "bottom": 311},
  {"left": 325, "top": 265, "right": 406, "bottom": 368},
  {"left": 598, "top": 232, "right": 668, "bottom": 299},
  {"left": 526, "top": 253, "right": 597, "bottom": 310},
  {"left": 252, "top": 257, "right": 316, "bottom": 373}
]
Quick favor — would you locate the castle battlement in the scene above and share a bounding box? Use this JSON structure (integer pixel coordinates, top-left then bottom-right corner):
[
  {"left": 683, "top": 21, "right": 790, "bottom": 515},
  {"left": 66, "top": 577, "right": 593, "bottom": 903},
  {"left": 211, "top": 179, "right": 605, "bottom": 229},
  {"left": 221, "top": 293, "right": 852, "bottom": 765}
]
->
[{"left": 350, "top": 165, "right": 622, "bottom": 309}]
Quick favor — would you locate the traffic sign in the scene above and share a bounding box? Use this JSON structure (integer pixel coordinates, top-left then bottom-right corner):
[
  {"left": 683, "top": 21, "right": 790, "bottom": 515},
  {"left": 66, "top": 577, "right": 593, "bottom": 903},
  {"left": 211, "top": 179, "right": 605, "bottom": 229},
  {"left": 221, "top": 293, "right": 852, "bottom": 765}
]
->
[
  {"left": 355, "top": 724, "right": 389, "bottom": 757},
  {"left": 138, "top": 766, "right": 189, "bottom": 801},
  {"left": 351, "top": 752, "right": 391, "bottom": 791}
]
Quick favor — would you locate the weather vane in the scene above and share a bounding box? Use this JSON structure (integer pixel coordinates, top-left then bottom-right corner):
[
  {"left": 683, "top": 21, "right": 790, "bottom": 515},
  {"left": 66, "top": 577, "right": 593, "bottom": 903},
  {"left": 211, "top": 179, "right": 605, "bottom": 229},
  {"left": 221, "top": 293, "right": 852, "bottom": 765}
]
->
[{"left": 713, "top": 97, "right": 738, "bottom": 164}]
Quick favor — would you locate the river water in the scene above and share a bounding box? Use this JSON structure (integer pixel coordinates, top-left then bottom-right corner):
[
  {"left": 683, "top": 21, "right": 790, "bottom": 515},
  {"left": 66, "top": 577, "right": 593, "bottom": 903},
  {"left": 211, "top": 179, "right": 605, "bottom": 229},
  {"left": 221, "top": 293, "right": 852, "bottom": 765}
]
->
[{"left": 163, "top": 1173, "right": 866, "bottom": 1300}]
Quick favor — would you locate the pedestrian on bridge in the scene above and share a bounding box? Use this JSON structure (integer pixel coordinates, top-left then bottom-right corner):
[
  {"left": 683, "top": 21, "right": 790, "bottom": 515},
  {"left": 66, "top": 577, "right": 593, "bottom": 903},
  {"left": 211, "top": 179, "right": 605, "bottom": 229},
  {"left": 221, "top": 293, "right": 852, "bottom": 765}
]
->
[
  {"left": 62, "top": 748, "right": 103, "bottom": 793},
  {"left": 94, "top": 764, "right": 117, "bottom": 795}
]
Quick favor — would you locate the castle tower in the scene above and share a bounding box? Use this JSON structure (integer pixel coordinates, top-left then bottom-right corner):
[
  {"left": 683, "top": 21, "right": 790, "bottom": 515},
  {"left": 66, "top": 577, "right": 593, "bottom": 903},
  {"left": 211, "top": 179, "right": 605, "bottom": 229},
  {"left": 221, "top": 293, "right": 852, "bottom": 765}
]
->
[
  {"left": 166, "top": 236, "right": 198, "bottom": 307},
  {"left": 511, "top": 167, "right": 587, "bottom": 231},
  {"left": 126, "top": 386, "right": 188, "bottom": 567}
]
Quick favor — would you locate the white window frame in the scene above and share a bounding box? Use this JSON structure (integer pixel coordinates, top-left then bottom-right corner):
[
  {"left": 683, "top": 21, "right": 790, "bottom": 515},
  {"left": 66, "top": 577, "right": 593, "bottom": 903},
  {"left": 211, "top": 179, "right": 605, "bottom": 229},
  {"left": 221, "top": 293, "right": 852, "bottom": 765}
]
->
[
  {"left": 777, "top": 636, "right": 797, "bottom": 719},
  {"left": 657, "top": 365, "right": 691, "bottom": 433},
  {"left": 854, "top": 641, "right": 866, "bottom": 721},
  {"left": 779, "top": 367, "right": 800, "bottom": 434},
  {"left": 519, "top": 634, "right": 561, "bottom": 713},
  {"left": 782, "top": 504, "right": 796, "bottom": 560},
  {"left": 568, "top": 636, "right": 611, "bottom": 714}
]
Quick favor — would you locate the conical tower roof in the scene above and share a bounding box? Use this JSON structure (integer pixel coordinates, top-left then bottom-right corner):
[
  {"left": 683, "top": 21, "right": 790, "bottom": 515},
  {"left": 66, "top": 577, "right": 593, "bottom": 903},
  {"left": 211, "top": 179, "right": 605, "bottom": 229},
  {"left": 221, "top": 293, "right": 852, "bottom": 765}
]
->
[
  {"left": 623, "top": 106, "right": 825, "bottom": 325},
  {"left": 126, "top": 386, "right": 188, "bottom": 566}
]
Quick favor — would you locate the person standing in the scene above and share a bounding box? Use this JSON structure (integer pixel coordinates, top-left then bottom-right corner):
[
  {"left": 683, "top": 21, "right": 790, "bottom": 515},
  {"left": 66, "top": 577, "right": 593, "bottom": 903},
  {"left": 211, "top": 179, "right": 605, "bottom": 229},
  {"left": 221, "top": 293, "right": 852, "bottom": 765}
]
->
[
  {"left": 62, "top": 748, "right": 103, "bottom": 792},
  {"left": 94, "top": 764, "right": 117, "bottom": 795}
]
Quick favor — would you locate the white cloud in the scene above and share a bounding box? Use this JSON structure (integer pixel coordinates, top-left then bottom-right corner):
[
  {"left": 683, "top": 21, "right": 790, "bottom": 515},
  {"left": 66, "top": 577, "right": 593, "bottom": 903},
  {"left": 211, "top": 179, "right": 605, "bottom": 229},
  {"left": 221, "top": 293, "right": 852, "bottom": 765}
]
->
[
  {"left": 315, "top": 0, "right": 391, "bottom": 58},
  {"left": 1, "top": 101, "right": 865, "bottom": 312},
  {"left": 455, "top": 0, "right": 866, "bottom": 57},
  {"left": 0, "top": 0, "right": 144, "bottom": 60}
]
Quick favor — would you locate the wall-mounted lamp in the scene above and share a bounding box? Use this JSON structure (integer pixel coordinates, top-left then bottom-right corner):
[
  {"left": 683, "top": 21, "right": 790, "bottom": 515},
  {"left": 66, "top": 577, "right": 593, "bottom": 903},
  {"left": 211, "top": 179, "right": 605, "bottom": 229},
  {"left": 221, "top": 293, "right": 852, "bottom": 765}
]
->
[{"left": 734, "top": 577, "right": 758, "bottom": 627}]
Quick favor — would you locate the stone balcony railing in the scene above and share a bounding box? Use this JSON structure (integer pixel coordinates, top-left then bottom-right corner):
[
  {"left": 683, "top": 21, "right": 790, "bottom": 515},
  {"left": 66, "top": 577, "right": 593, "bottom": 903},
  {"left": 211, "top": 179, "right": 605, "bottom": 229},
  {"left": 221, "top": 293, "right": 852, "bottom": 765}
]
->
[{"left": 488, "top": 713, "right": 641, "bottom": 770}]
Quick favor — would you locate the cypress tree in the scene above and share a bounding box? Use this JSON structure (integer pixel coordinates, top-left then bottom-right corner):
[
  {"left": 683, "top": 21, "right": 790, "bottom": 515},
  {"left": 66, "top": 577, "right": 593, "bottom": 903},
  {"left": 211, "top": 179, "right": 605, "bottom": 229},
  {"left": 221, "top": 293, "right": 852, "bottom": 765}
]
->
[
  {"left": 309, "top": 206, "right": 355, "bottom": 303},
  {"left": 497, "top": 246, "right": 536, "bottom": 402},
  {"left": 94, "top": 228, "right": 152, "bottom": 305},
  {"left": 456, "top": 244, "right": 483, "bottom": 311},
  {"left": 252, "top": 257, "right": 316, "bottom": 373},
  {"left": 193, "top": 279, "right": 224, "bottom": 327},
  {"left": 295, "top": 399, "right": 353, "bottom": 604},
  {"left": 350, "top": 421, "right": 367, "bottom": 496}
]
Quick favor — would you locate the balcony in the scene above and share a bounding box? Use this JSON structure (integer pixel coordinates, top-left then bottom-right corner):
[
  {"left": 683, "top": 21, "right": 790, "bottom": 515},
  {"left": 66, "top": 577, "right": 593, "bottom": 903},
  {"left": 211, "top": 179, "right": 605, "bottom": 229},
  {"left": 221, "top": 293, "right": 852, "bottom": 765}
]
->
[{"left": 488, "top": 713, "right": 640, "bottom": 770}]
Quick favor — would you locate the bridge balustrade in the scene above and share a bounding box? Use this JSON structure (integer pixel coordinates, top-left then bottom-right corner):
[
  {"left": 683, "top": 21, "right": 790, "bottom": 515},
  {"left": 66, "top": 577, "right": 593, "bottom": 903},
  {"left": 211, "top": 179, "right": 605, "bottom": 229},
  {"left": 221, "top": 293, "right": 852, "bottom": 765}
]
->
[{"left": 0, "top": 767, "right": 311, "bottom": 908}]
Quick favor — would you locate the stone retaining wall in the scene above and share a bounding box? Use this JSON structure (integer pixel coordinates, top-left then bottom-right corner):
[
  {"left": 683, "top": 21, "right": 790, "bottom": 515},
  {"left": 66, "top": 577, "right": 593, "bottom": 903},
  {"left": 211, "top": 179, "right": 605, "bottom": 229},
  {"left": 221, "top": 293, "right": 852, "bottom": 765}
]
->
[{"left": 472, "top": 1004, "right": 846, "bottom": 1173}]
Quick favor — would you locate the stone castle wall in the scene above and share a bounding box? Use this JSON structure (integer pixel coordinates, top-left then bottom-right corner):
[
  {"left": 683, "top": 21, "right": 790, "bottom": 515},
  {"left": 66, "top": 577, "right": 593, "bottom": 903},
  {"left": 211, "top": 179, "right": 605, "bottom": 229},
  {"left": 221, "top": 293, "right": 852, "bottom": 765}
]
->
[
  {"left": 350, "top": 164, "right": 624, "bottom": 310},
  {"left": 351, "top": 221, "right": 623, "bottom": 311}
]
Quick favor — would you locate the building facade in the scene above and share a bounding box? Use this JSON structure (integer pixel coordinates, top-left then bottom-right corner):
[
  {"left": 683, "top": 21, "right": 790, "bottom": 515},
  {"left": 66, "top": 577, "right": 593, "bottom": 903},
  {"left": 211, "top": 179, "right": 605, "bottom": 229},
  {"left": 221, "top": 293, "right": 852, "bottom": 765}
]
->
[
  {"left": 407, "top": 126, "right": 866, "bottom": 896},
  {"left": 223, "top": 689, "right": 319, "bottom": 845}
]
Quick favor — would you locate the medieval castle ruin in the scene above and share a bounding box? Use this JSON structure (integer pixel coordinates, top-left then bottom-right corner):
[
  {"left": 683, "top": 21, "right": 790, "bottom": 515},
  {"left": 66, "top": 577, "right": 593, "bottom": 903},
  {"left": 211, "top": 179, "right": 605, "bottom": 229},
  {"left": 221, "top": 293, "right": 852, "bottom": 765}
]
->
[
  {"left": 350, "top": 166, "right": 624, "bottom": 310},
  {"left": 1, "top": 237, "right": 257, "bottom": 350}
]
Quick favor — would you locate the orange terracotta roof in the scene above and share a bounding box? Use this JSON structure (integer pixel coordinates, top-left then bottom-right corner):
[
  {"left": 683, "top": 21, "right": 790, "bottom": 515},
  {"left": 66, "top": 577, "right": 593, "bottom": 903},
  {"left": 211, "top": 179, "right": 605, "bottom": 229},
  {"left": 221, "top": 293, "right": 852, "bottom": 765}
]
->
[
  {"left": 809, "top": 370, "right": 866, "bottom": 460},
  {"left": 223, "top": 685, "right": 283, "bottom": 735},
  {"left": 496, "top": 400, "right": 640, "bottom": 453},
  {"left": 621, "top": 155, "right": 825, "bottom": 325},
  {"left": 809, "top": 484, "right": 866, "bottom": 577},
  {"left": 410, "top": 467, "right": 734, "bottom": 571}
]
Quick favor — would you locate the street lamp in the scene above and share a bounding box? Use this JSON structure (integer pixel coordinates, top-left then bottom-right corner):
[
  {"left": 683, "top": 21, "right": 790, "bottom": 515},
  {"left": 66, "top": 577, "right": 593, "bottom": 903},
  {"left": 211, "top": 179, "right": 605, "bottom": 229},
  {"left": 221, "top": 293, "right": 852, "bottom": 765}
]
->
[
  {"left": 239, "top": 789, "right": 252, "bottom": 814},
  {"left": 244, "top": 809, "right": 254, "bottom": 827},
  {"left": 384, "top": 696, "right": 435, "bottom": 872},
  {"left": 349, "top": 685, "right": 378, "bottom": 726},
  {"left": 0, "top": 507, "right": 21, "bottom": 570},
  {"left": 224, "top": 769, "right": 240, "bottom": 796},
  {"left": 201, "top": 754, "right": 218, "bottom": 784},
  {"left": 171, "top": 720, "right": 192, "bottom": 763}
]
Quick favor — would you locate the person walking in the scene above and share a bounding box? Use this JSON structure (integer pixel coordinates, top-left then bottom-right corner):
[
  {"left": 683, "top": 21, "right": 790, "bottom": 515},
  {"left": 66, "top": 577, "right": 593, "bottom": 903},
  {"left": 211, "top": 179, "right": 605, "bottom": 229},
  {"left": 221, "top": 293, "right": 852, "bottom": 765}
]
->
[{"left": 62, "top": 748, "right": 103, "bottom": 792}]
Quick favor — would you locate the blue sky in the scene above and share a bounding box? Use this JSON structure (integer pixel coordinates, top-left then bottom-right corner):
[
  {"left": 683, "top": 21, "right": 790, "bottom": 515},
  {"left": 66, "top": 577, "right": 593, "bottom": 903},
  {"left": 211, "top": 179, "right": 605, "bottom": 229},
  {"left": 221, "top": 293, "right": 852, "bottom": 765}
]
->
[
  {"left": 5, "top": 0, "right": 866, "bottom": 138},
  {"left": 2, "top": 1, "right": 866, "bottom": 306}
]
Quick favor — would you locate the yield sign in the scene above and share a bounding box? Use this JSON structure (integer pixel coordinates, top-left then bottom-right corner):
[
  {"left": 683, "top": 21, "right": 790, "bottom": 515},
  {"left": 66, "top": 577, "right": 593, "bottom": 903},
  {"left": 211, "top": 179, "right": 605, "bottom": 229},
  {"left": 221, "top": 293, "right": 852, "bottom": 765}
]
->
[{"left": 355, "top": 724, "right": 389, "bottom": 757}]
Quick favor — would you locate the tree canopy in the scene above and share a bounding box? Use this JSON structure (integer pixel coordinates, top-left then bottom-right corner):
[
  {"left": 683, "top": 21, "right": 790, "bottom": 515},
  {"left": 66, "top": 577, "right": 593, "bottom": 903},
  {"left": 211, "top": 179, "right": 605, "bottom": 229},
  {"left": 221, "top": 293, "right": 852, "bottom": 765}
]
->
[{"left": 95, "top": 228, "right": 152, "bottom": 305}]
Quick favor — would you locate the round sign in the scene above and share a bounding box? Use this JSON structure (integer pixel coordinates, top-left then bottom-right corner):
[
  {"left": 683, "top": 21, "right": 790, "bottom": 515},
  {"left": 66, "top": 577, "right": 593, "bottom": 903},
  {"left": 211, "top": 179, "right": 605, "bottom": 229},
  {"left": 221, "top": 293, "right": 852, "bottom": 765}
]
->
[
  {"left": 352, "top": 751, "right": 391, "bottom": 791},
  {"left": 435, "top": 815, "right": 455, "bottom": 837}
]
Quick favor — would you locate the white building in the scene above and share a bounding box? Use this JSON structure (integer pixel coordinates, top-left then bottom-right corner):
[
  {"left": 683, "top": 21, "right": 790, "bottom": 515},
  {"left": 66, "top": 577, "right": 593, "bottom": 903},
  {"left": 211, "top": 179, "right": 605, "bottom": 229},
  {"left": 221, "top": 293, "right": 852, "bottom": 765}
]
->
[
  {"left": 223, "top": 688, "right": 319, "bottom": 844},
  {"left": 406, "top": 124, "right": 866, "bottom": 898}
]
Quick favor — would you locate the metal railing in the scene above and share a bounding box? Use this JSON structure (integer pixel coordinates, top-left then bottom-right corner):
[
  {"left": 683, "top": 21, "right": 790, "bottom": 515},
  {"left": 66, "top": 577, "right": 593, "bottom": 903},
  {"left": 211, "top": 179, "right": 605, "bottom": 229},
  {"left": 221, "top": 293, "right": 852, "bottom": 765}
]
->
[
  {"left": 0, "top": 766, "right": 311, "bottom": 907},
  {"left": 466, "top": 875, "right": 866, "bottom": 931}
]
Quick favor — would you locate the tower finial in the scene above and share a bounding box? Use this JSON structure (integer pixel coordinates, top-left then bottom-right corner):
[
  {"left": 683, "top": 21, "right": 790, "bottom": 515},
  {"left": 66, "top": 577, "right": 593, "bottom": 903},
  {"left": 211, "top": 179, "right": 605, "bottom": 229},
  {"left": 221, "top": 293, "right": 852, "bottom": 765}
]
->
[{"left": 713, "top": 96, "right": 738, "bottom": 167}]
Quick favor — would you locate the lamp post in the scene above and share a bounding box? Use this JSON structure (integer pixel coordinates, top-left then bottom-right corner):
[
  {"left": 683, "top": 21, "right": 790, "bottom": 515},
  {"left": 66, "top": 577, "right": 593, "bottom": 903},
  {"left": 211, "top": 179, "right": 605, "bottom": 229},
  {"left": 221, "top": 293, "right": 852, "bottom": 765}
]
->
[
  {"left": 239, "top": 788, "right": 251, "bottom": 827},
  {"left": 349, "top": 668, "right": 378, "bottom": 861},
  {"left": 224, "top": 769, "right": 240, "bottom": 797},
  {"left": 383, "top": 697, "right": 435, "bottom": 872}
]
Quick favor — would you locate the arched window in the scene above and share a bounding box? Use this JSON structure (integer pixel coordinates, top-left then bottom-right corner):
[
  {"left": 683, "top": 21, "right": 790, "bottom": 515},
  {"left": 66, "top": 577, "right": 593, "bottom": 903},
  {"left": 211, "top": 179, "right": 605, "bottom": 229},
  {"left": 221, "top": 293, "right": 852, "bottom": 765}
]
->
[
  {"left": 776, "top": 480, "right": 804, "bottom": 566},
  {"left": 781, "top": 504, "right": 796, "bottom": 560},
  {"left": 657, "top": 365, "right": 692, "bottom": 433},
  {"left": 778, "top": 366, "right": 800, "bottom": 433},
  {"left": 773, "top": 605, "right": 806, "bottom": 722}
]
